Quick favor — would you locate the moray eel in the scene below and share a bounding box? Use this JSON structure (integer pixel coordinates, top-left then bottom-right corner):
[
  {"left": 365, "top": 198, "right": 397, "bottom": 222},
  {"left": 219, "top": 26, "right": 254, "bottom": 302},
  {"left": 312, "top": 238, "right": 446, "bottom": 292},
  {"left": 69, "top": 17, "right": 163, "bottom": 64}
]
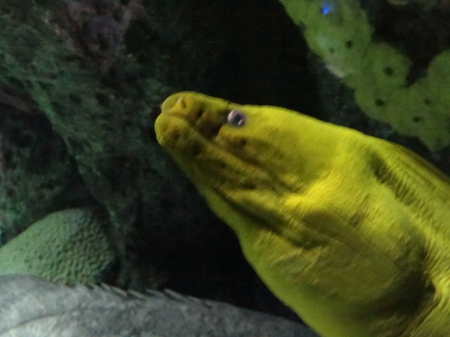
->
[{"left": 154, "top": 92, "right": 450, "bottom": 337}]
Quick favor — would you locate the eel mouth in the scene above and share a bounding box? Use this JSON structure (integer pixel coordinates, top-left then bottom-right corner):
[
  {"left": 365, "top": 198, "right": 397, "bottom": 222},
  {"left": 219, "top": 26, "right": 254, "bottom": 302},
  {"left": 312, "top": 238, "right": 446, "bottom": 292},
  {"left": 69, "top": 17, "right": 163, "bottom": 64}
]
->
[
  {"left": 155, "top": 92, "right": 288, "bottom": 192},
  {"left": 156, "top": 92, "right": 228, "bottom": 147}
]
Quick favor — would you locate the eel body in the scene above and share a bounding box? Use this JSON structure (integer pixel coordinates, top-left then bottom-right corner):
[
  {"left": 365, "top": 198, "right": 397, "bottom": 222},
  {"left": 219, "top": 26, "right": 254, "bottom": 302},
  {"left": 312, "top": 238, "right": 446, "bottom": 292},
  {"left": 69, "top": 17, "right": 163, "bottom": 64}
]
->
[
  {"left": 154, "top": 92, "right": 450, "bottom": 337},
  {"left": 0, "top": 274, "right": 316, "bottom": 337}
]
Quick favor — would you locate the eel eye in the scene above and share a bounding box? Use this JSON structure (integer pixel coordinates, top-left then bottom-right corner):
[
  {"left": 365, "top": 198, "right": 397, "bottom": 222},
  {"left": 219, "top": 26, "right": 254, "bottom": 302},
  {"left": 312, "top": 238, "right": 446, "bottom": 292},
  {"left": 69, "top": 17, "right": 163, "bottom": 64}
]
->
[{"left": 227, "top": 109, "right": 247, "bottom": 127}]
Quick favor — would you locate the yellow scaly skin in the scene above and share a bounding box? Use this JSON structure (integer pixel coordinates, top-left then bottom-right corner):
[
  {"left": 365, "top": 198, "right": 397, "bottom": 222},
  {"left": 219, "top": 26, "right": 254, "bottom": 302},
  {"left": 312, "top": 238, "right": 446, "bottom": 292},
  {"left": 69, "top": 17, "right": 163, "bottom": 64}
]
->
[{"left": 154, "top": 92, "right": 450, "bottom": 337}]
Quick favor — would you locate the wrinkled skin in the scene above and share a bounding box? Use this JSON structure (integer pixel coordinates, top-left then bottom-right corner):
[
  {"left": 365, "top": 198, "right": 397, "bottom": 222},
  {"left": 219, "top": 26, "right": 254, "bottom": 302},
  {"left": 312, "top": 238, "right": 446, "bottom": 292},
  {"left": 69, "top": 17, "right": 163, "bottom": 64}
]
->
[{"left": 155, "top": 92, "right": 450, "bottom": 337}]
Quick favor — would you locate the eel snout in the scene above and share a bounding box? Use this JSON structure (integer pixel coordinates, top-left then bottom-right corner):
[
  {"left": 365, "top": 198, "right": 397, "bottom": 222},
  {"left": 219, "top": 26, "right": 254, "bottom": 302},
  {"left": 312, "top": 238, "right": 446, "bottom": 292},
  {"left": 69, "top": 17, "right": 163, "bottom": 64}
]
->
[{"left": 156, "top": 92, "right": 229, "bottom": 149}]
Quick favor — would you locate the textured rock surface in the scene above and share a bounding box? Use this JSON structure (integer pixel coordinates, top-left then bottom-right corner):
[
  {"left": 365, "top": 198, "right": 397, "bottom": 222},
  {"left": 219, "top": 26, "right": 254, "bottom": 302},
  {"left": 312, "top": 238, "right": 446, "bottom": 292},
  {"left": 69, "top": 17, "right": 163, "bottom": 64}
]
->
[{"left": 0, "top": 103, "right": 92, "bottom": 244}]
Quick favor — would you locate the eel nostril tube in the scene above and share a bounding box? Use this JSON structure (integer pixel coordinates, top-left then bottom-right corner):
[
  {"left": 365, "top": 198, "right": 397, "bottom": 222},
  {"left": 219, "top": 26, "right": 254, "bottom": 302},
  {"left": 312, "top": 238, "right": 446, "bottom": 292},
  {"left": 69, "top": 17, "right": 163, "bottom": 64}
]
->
[{"left": 176, "top": 96, "right": 187, "bottom": 109}]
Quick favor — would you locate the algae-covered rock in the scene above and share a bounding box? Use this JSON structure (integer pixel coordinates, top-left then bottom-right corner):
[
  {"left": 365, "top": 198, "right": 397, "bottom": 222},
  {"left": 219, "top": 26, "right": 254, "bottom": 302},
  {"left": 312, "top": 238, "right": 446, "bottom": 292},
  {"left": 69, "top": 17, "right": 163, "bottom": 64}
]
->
[
  {"left": 0, "top": 208, "right": 117, "bottom": 285},
  {"left": 0, "top": 108, "right": 93, "bottom": 245}
]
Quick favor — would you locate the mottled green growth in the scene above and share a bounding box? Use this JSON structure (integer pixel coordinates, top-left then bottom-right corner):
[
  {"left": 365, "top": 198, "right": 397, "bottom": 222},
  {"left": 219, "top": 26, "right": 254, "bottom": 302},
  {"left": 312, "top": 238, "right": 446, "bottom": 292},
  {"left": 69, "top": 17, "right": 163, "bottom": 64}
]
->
[
  {"left": 279, "top": 0, "right": 450, "bottom": 150},
  {"left": 0, "top": 114, "right": 92, "bottom": 245},
  {"left": 280, "top": 0, "right": 372, "bottom": 79},
  {"left": 0, "top": 209, "right": 116, "bottom": 285}
]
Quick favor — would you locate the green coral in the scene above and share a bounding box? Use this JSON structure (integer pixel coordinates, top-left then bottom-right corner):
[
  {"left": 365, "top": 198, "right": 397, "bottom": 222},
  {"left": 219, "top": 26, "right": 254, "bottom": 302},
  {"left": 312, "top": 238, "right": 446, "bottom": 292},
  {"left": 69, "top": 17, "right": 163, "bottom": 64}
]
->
[
  {"left": 0, "top": 209, "right": 117, "bottom": 285},
  {"left": 279, "top": 0, "right": 450, "bottom": 150}
]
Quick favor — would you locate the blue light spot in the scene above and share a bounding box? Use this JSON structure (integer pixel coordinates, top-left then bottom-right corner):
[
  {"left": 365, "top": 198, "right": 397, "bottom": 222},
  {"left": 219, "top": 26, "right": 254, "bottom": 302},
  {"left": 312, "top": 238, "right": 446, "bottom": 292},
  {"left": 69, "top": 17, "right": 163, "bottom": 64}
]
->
[{"left": 320, "top": 1, "right": 336, "bottom": 15}]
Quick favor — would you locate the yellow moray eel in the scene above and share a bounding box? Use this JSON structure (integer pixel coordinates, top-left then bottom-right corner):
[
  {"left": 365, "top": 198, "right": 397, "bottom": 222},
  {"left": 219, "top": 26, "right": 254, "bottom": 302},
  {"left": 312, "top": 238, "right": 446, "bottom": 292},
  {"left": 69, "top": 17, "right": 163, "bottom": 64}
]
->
[{"left": 154, "top": 92, "right": 450, "bottom": 337}]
